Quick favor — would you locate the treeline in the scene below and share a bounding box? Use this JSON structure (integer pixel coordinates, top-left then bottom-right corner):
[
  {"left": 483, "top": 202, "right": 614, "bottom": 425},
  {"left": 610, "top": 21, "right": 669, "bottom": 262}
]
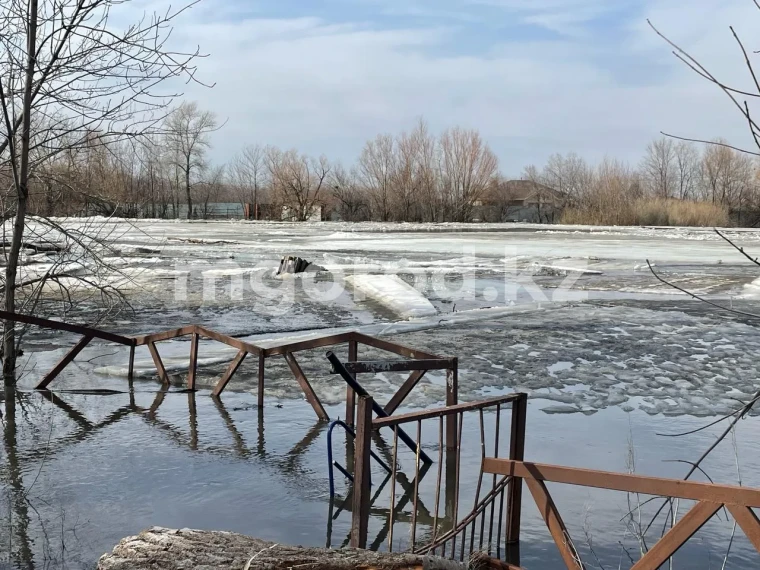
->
[
  {"left": 528, "top": 139, "right": 758, "bottom": 226},
  {"left": 15, "top": 100, "right": 760, "bottom": 226}
]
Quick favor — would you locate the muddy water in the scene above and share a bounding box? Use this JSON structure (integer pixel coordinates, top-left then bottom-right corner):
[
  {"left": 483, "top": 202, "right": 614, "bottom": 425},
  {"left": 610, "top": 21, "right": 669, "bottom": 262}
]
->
[{"left": 1, "top": 384, "right": 758, "bottom": 569}]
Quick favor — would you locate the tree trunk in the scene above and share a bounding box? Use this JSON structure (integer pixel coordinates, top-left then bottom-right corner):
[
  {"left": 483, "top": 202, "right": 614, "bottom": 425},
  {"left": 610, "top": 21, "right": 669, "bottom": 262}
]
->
[
  {"left": 97, "top": 528, "right": 481, "bottom": 570},
  {"left": 185, "top": 157, "right": 192, "bottom": 219},
  {"left": 3, "top": 0, "right": 38, "bottom": 386}
]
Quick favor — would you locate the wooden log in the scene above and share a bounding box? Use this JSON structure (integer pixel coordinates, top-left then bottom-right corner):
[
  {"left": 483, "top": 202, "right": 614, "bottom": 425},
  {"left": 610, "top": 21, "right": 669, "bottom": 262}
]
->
[{"left": 97, "top": 527, "right": 475, "bottom": 570}]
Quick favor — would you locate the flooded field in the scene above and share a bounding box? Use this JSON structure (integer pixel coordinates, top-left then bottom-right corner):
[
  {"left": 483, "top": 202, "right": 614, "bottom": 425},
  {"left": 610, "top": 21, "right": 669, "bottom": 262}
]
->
[{"left": 3, "top": 221, "right": 760, "bottom": 569}]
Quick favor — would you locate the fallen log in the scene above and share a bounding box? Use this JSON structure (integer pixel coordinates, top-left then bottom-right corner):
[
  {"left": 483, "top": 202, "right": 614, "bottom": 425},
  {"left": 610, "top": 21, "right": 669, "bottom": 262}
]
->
[{"left": 97, "top": 527, "right": 506, "bottom": 570}]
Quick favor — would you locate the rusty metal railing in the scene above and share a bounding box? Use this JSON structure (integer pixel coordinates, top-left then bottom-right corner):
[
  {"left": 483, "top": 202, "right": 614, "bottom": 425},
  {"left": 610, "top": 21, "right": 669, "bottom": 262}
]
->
[
  {"left": 0, "top": 310, "right": 456, "bottom": 426},
  {"left": 482, "top": 459, "right": 760, "bottom": 570},
  {"left": 348, "top": 392, "right": 528, "bottom": 563}
]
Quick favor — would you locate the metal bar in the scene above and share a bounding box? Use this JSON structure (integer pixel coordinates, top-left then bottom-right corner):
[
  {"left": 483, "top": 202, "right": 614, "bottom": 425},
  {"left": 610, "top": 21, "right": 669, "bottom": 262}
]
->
[
  {"left": 263, "top": 332, "right": 355, "bottom": 357},
  {"left": 257, "top": 353, "right": 265, "bottom": 408},
  {"left": 187, "top": 332, "right": 199, "bottom": 390},
  {"left": 327, "top": 420, "right": 339, "bottom": 498},
  {"left": 335, "top": 359, "right": 453, "bottom": 374},
  {"left": 188, "top": 392, "right": 198, "bottom": 450},
  {"left": 132, "top": 325, "right": 196, "bottom": 345},
  {"left": 35, "top": 335, "right": 93, "bottom": 390},
  {"left": 384, "top": 369, "right": 427, "bottom": 416},
  {"left": 351, "top": 331, "right": 440, "bottom": 359},
  {"left": 478, "top": 409, "right": 487, "bottom": 551},
  {"left": 333, "top": 461, "right": 354, "bottom": 483},
  {"left": 451, "top": 411, "right": 464, "bottom": 557},
  {"left": 0, "top": 309, "right": 133, "bottom": 345},
  {"left": 212, "top": 349, "right": 247, "bottom": 397},
  {"left": 374, "top": 394, "right": 523, "bottom": 428},
  {"left": 506, "top": 393, "right": 527, "bottom": 545},
  {"left": 327, "top": 351, "right": 432, "bottom": 463},
  {"left": 284, "top": 352, "right": 329, "bottom": 421},
  {"left": 388, "top": 426, "right": 399, "bottom": 552},
  {"left": 431, "top": 416, "right": 444, "bottom": 547},
  {"left": 346, "top": 340, "right": 357, "bottom": 427},
  {"left": 329, "top": 419, "right": 391, "bottom": 479},
  {"left": 350, "top": 395, "right": 373, "bottom": 549},
  {"left": 127, "top": 344, "right": 135, "bottom": 383},
  {"left": 525, "top": 477, "right": 582, "bottom": 569},
  {"left": 446, "top": 358, "right": 459, "bottom": 451},
  {"left": 195, "top": 325, "right": 262, "bottom": 355},
  {"left": 496, "top": 473, "right": 506, "bottom": 559},
  {"left": 147, "top": 341, "right": 169, "bottom": 385},
  {"left": 726, "top": 505, "right": 760, "bottom": 552},
  {"left": 423, "top": 475, "right": 513, "bottom": 554},
  {"left": 411, "top": 419, "right": 422, "bottom": 549},
  {"left": 630, "top": 501, "right": 721, "bottom": 570},
  {"left": 485, "top": 460, "right": 760, "bottom": 507},
  {"left": 488, "top": 403, "right": 502, "bottom": 555}
]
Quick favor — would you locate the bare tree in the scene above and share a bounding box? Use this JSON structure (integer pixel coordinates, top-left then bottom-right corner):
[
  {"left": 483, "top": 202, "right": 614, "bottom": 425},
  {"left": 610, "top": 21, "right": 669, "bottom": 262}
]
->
[
  {"left": 196, "top": 164, "right": 226, "bottom": 219},
  {"left": 641, "top": 137, "right": 677, "bottom": 198},
  {"left": 164, "top": 101, "right": 218, "bottom": 220},
  {"left": 409, "top": 119, "right": 439, "bottom": 222},
  {"left": 674, "top": 141, "right": 701, "bottom": 200},
  {"left": 0, "top": 0, "right": 206, "bottom": 384},
  {"left": 267, "top": 148, "right": 330, "bottom": 222},
  {"left": 699, "top": 141, "right": 755, "bottom": 225},
  {"left": 540, "top": 152, "right": 593, "bottom": 202},
  {"left": 438, "top": 127, "right": 498, "bottom": 222},
  {"left": 330, "top": 164, "right": 367, "bottom": 221},
  {"left": 232, "top": 144, "right": 267, "bottom": 219},
  {"left": 358, "top": 134, "right": 395, "bottom": 222}
]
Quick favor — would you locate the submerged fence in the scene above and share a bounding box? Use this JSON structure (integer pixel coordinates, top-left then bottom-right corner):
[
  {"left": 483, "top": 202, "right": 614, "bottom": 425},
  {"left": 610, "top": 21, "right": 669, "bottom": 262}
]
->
[
  {"left": 7, "top": 309, "right": 760, "bottom": 569},
  {"left": 347, "top": 392, "right": 527, "bottom": 563},
  {"left": 0, "top": 310, "right": 458, "bottom": 427}
]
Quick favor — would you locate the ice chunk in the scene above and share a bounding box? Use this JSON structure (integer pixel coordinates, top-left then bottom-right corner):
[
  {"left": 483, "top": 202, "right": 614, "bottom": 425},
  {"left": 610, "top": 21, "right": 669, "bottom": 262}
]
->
[{"left": 345, "top": 274, "right": 437, "bottom": 320}]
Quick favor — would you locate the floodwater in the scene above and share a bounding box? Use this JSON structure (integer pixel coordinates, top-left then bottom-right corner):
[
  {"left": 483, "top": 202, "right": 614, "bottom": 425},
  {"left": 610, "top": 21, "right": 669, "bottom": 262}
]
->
[
  {"left": 3, "top": 221, "right": 760, "bottom": 569},
  {"left": 2, "top": 385, "right": 759, "bottom": 569}
]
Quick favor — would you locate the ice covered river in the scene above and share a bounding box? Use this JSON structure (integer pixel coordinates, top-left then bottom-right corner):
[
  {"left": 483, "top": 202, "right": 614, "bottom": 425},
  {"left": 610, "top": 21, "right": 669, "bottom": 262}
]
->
[{"left": 3, "top": 220, "right": 760, "bottom": 569}]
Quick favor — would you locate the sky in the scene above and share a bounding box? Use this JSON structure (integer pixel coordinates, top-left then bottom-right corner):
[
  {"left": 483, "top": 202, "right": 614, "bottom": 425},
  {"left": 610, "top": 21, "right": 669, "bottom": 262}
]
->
[{"left": 149, "top": 0, "right": 760, "bottom": 174}]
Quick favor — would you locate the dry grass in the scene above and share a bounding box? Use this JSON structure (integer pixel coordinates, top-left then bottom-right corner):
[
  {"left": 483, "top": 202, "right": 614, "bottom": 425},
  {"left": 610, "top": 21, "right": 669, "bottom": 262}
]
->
[{"left": 560, "top": 198, "right": 729, "bottom": 227}]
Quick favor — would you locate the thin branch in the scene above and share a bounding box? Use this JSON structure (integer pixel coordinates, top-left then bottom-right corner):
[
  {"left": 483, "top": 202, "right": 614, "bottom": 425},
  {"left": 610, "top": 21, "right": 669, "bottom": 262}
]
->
[
  {"left": 646, "top": 260, "right": 760, "bottom": 319},
  {"left": 659, "top": 132, "right": 760, "bottom": 157},
  {"left": 714, "top": 228, "right": 760, "bottom": 267}
]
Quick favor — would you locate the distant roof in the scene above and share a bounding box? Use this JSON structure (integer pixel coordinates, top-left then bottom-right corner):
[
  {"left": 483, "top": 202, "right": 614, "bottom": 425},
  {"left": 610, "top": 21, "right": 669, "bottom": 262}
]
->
[{"left": 500, "top": 179, "right": 564, "bottom": 202}]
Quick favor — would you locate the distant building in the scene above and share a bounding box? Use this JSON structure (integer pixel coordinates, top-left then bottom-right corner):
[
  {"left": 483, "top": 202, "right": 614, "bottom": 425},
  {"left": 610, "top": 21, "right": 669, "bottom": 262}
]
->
[
  {"left": 476, "top": 180, "right": 567, "bottom": 223},
  {"left": 244, "top": 203, "right": 324, "bottom": 222}
]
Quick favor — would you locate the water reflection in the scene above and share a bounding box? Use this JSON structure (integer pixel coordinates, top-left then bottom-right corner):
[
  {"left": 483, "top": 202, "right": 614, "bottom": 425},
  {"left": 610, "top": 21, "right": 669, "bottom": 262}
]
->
[
  {"left": 3, "top": 389, "right": 34, "bottom": 570},
  {"left": 0, "top": 388, "right": 341, "bottom": 569},
  {"left": 3, "top": 388, "right": 758, "bottom": 569}
]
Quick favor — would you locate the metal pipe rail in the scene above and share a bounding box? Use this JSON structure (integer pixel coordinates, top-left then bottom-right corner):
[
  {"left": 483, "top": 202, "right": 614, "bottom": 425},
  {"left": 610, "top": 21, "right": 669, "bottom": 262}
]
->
[
  {"left": 3, "top": 306, "right": 454, "bottom": 427},
  {"left": 327, "top": 350, "right": 433, "bottom": 465},
  {"left": 348, "top": 391, "right": 529, "bottom": 564},
  {"left": 326, "top": 419, "right": 391, "bottom": 499}
]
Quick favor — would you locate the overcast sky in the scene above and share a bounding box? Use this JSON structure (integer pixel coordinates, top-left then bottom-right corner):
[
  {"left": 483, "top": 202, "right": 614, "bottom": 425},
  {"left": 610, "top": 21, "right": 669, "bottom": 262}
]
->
[{"left": 154, "top": 0, "right": 759, "bottom": 174}]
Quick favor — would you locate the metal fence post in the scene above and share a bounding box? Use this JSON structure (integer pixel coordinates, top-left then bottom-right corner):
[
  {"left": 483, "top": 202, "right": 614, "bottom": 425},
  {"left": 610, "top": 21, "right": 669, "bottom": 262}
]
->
[
  {"left": 506, "top": 393, "right": 527, "bottom": 545},
  {"left": 351, "top": 395, "right": 373, "bottom": 549},
  {"left": 346, "top": 340, "right": 358, "bottom": 427},
  {"left": 257, "top": 353, "right": 265, "bottom": 408},
  {"left": 445, "top": 358, "right": 458, "bottom": 450}
]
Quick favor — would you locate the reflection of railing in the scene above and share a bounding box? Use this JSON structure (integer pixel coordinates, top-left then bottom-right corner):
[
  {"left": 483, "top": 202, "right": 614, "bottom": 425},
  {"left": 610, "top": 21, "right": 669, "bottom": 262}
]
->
[
  {"left": 0, "top": 309, "right": 456, "bottom": 425},
  {"left": 349, "top": 391, "right": 528, "bottom": 564},
  {"left": 326, "top": 419, "right": 391, "bottom": 499},
  {"left": 483, "top": 460, "right": 760, "bottom": 570}
]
